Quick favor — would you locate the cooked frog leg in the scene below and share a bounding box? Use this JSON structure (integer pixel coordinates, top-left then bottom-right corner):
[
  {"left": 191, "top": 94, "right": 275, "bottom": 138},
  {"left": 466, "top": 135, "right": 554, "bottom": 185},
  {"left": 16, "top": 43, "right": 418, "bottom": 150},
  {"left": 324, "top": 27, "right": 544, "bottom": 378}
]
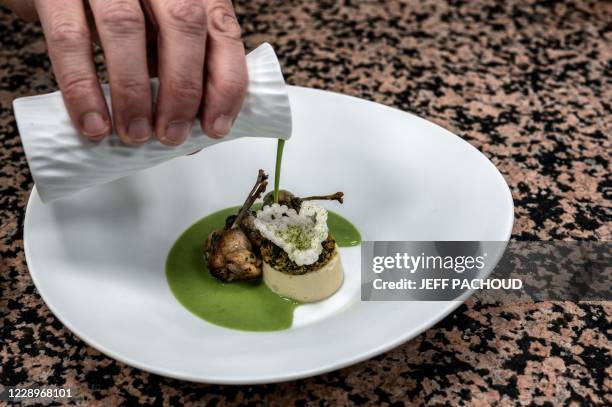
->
[
  {"left": 300, "top": 192, "right": 344, "bottom": 204},
  {"left": 231, "top": 169, "right": 268, "bottom": 230}
]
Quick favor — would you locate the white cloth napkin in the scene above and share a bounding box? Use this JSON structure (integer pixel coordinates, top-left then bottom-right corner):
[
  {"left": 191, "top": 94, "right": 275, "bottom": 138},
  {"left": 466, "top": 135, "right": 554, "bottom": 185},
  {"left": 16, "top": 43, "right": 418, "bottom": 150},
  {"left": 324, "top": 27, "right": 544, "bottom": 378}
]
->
[{"left": 13, "top": 43, "right": 292, "bottom": 203}]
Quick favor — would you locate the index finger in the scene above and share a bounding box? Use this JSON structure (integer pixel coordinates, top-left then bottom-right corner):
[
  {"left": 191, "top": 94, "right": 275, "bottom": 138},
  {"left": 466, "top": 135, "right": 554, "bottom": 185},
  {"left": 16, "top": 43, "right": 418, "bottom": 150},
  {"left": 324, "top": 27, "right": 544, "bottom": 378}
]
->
[{"left": 36, "top": 0, "right": 111, "bottom": 140}]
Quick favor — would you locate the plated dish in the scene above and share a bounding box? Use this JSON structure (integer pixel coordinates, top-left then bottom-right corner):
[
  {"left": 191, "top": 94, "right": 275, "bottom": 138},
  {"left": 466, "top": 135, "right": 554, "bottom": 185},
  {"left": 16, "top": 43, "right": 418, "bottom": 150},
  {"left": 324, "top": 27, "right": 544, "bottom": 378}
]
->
[
  {"left": 167, "top": 166, "right": 360, "bottom": 331},
  {"left": 23, "top": 86, "right": 514, "bottom": 383},
  {"left": 167, "top": 122, "right": 364, "bottom": 332}
]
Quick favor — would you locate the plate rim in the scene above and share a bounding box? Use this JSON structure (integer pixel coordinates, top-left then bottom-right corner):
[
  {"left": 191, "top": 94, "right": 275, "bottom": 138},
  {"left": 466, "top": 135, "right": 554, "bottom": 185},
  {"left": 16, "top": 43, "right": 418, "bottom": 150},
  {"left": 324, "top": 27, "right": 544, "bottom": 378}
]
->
[{"left": 23, "top": 86, "right": 515, "bottom": 384}]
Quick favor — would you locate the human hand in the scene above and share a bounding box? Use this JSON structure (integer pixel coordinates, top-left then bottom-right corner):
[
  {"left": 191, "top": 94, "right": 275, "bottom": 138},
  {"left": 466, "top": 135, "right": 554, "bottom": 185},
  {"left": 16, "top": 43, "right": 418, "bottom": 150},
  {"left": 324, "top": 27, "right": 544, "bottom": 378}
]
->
[{"left": 4, "top": 0, "right": 248, "bottom": 145}]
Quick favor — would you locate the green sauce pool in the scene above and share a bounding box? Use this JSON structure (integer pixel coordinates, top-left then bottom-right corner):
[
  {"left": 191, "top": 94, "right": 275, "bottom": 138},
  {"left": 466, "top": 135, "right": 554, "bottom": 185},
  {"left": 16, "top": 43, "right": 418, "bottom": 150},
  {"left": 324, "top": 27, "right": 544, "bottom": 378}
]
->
[{"left": 166, "top": 206, "right": 361, "bottom": 332}]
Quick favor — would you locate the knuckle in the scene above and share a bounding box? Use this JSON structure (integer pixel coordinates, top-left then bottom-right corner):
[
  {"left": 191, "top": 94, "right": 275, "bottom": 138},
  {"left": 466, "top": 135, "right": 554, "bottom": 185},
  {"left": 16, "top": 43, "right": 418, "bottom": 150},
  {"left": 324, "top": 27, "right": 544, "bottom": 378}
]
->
[
  {"left": 214, "top": 71, "right": 248, "bottom": 99},
  {"left": 170, "top": 77, "right": 203, "bottom": 101},
  {"left": 99, "top": 1, "right": 145, "bottom": 36},
  {"left": 114, "top": 78, "right": 150, "bottom": 99},
  {"left": 47, "top": 20, "right": 89, "bottom": 48},
  {"left": 208, "top": 3, "right": 241, "bottom": 40},
  {"left": 60, "top": 73, "right": 98, "bottom": 101},
  {"left": 164, "top": 0, "right": 207, "bottom": 36}
]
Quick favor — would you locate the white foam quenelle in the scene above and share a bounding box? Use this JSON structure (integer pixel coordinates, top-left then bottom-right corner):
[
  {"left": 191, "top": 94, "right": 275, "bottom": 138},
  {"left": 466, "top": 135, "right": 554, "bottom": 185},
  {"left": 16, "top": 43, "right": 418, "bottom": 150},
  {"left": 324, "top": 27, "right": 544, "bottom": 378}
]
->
[{"left": 13, "top": 43, "right": 292, "bottom": 203}]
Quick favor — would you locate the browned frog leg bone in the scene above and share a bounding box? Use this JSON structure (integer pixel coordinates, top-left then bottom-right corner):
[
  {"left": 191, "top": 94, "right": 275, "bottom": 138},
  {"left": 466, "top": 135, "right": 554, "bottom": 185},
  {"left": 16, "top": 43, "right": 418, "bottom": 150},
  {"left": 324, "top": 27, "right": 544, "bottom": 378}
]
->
[
  {"left": 300, "top": 192, "right": 344, "bottom": 204},
  {"left": 230, "top": 170, "right": 268, "bottom": 229}
]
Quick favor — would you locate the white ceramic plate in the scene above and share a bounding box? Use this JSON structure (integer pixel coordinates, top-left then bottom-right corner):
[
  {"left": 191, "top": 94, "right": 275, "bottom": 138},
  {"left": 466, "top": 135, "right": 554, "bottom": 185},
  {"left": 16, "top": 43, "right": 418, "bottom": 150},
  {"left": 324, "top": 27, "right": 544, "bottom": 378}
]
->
[{"left": 24, "top": 86, "right": 514, "bottom": 384}]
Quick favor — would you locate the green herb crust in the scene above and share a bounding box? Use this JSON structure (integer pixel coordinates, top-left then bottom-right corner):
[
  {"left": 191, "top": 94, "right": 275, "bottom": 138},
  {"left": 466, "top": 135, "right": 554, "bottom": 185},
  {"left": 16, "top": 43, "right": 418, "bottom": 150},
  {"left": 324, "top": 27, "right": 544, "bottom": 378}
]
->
[{"left": 261, "top": 235, "right": 337, "bottom": 275}]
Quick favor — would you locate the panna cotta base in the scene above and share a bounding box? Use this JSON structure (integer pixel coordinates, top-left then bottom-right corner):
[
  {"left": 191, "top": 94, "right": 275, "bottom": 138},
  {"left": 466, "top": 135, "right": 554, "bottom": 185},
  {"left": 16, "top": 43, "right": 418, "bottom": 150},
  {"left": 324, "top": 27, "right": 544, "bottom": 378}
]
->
[{"left": 263, "top": 250, "right": 344, "bottom": 302}]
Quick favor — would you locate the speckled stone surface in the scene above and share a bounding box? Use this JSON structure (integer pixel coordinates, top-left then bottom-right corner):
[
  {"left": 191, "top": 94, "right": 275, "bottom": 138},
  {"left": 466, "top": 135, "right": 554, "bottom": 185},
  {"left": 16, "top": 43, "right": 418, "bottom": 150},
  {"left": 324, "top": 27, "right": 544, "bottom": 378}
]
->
[{"left": 1, "top": 0, "right": 610, "bottom": 405}]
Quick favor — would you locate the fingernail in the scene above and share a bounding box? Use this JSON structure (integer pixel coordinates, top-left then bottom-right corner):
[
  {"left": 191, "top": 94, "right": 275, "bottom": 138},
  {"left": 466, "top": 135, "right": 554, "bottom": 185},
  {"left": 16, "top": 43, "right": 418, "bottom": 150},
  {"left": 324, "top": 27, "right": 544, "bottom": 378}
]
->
[
  {"left": 213, "top": 115, "right": 233, "bottom": 137},
  {"left": 163, "top": 121, "right": 191, "bottom": 145},
  {"left": 81, "top": 112, "right": 109, "bottom": 138},
  {"left": 127, "top": 118, "right": 152, "bottom": 143}
]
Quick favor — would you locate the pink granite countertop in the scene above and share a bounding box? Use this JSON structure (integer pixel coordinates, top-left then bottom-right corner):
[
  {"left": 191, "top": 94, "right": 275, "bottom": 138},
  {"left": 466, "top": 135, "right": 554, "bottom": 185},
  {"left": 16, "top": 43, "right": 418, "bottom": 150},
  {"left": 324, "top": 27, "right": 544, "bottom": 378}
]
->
[{"left": 1, "top": 0, "right": 610, "bottom": 405}]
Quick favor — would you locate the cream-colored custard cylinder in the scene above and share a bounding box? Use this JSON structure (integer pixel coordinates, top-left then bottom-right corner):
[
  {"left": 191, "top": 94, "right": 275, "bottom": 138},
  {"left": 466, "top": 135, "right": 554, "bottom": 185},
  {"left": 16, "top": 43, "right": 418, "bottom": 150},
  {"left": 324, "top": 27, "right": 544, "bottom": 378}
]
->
[{"left": 263, "top": 250, "right": 344, "bottom": 302}]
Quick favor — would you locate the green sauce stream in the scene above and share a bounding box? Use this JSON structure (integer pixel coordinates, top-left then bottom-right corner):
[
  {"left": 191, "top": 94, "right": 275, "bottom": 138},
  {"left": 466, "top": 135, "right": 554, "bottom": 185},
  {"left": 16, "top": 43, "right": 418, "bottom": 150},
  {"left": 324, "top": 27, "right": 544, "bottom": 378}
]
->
[{"left": 273, "top": 139, "right": 285, "bottom": 203}]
